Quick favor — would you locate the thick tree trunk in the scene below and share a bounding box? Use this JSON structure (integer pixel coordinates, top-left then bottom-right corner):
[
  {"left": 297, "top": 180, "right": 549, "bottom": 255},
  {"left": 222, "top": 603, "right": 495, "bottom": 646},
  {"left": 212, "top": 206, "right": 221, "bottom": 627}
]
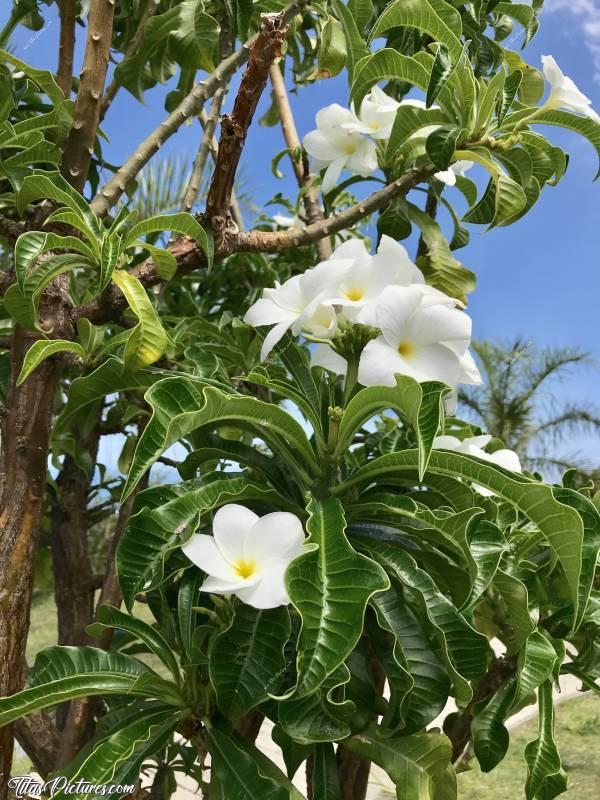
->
[{"left": 0, "top": 327, "right": 59, "bottom": 796}]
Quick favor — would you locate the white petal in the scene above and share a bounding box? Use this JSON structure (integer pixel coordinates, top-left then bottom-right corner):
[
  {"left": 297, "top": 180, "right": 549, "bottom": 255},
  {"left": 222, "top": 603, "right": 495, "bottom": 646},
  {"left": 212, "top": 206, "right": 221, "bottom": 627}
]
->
[
  {"left": 347, "top": 138, "right": 378, "bottom": 177},
  {"left": 202, "top": 572, "right": 260, "bottom": 594},
  {"left": 213, "top": 504, "right": 259, "bottom": 563},
  {"left": 358, "top": 337, "right": 411, "bottom": 387},
  {"left": 374, "top": 235, "right": 424, "bottom": 285},
  {"left": 244, "top": 297, "right": 297, "bottom": 328},
  {"left": 409, "top": 342, "right": 462, "bottom": 384},
  {"left": 316, "top": 103, "right": 359, "bottom": 130},
  {"left": 375, "top": 285, "right": 422, "bottom": 347},
  {"left": 246, "top": 512, "right": 305, "bottom": 562},
  {"left": 311, "top": 343, "right": 348, "bottom": 376},
  {"left": 235, "top": 558, "right": 292, "bottom": 609},
  {"left": 458, "top": 349, "right": 482, "bottom": 385},
  {"left": 261, "top": 321, "right": 292, "bottom": 361},
  {"left": 486, "top": 448, "right": 522, "bottom": 473},
  {"left": 464, "top": 435, "right": 493, "bottom": 450},
  {"left": 433, "top": 435, "right": 462, "bottom": 451},
  {"left": 322, "top": 157, "right": 347, "bottom": 194},
  {"left": 408, "top": 302, "right": 471, "bottom": 354},
  {"left": 303, "top": 129, "right": 342, "bottom": 163},
  {"left": 434, "top": 168, "right": 457, "bottom": 186},
  {"left": 182, "top": 534, "right": 235, "bottom": 581}
]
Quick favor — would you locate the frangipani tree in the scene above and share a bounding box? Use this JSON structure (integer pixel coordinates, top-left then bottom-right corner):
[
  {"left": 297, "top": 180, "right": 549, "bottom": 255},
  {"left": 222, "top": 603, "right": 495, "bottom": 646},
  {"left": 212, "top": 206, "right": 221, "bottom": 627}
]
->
[{"left": 0, "top": 2, "right": 599, "bottom": 800}]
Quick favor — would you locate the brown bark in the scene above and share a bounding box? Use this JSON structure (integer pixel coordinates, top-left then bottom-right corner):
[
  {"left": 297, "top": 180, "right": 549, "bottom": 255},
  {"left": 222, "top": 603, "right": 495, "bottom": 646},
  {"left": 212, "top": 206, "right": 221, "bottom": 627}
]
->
[
  {"left": 55, "top": 467, "right": 149, "bottom": 768},
  {"left": 206, "top": 12, "right": 288, "bottom": 246},
  {"left": 268, "top": 64, "right": 332, "bottom": 261},
  {"left": 61, "top": 0, "right": 116, "bottom": 190},
  {"left": 56, "top": 0, "right": 77, "bottom": 96},
  {"left": 0, "top": 328, "right": 60, "bottom": 796},
  {"left": 14, "top": 711, "right": 60, "bottom": 777}
]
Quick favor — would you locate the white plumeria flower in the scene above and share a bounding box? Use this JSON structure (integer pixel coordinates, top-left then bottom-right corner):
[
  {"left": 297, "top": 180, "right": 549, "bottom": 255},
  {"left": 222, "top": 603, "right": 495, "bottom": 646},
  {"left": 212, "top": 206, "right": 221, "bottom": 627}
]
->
[
  {"left": 344, "top": 86, "right": 400, "bottom": 140},
  {"left": 244, "top": 259, "right": 350, "bottom": 360},
  {"left": 434, "top": 160, "right": 474, "bottom": 186},
  {"left": 273, "top": 213, "right": 303, "bottom": 229},
  {"left": 311, "top": 343, "right": 348, "bottom": 376},
  {"left": 303, "top": 104, "right": 378, "bottom": 193},
  {"left": 357, "top": 284, "right": 482, "bottom": 388},
  {"left": 182, "top": 504, "right": 305, "bottom": 609},
  {"left": 433, "top": 435, "right": 522, "bottom": 496},
  {"left": 541, "top": 55, "right": 600, "bottom": 122},
  {"left": 326, "top": 235, "right": 425, "bottom": 324}
]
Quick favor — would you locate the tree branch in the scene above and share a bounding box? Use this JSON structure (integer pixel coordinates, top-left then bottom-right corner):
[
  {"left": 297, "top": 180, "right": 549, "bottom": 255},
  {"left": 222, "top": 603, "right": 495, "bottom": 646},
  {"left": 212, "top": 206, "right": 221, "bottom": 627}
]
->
[
  {"left": 268, "top": 63, "right": 332, "bottom": 261},
  {"left": 100, "top": 0, "right": 161, "bottom": 121},
  {"left": 56, "top": 0, "right": 77, "bottom": 96},
  {"left": 91, "top": 0, "right": 305, "bottom": 218},
  {"left": 205, "top": 13, "right": 288, "bottom": 245},
  {"left": 197, "top": 107, "right": 245, "bottom": 230},
  {"left": 0, "top": 213, "right": 24, "bottom": 243},
  {"left": 72, "top": 167, "right": 432, "bottom": 325},
  {"left": 15, "top": 710, "right": 60, "bottom": 778},
  {"left": 61, "top": 0, "right": 116, "bottom": 191},
  {"left": 182, "top": 88, "right": 227, "bottom": 214}
]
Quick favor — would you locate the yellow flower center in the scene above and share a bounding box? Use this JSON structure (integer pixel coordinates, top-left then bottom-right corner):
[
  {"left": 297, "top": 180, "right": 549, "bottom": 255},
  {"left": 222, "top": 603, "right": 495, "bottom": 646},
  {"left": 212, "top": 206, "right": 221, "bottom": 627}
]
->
[
  {"left": 343, "top": 142, "right": 357, "bottom": 155},
  {"left": 233, "top": 559, "right": 257, "bottom": 580},
  {"left": 398, "top": 340, "right": 416, "bottom": 358},
  {"left": 344, "top": 287, "right": 365, "bottom": 301}
]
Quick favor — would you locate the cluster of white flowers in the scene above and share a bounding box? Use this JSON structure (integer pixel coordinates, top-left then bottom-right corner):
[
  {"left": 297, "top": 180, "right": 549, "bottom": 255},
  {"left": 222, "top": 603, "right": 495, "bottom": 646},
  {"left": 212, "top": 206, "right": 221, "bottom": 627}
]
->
[
  {"left": 244, "top": 235, "right": 481, "bottom": 390},
  {"left": 433, "top": 434, "right": 522, "bottom": 496},
  {"left": 302, "top": 86, "right": 472, "bottom": 193},
  {"left": 301, "top": 56, "right": 599, "bottom": 195}
]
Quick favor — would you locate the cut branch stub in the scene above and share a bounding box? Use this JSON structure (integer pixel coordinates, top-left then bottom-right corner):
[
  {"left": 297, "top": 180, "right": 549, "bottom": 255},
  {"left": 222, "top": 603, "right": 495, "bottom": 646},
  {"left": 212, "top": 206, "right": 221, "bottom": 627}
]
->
[{"left": 205, "top": 12, "right": 289, "bottom": 244}]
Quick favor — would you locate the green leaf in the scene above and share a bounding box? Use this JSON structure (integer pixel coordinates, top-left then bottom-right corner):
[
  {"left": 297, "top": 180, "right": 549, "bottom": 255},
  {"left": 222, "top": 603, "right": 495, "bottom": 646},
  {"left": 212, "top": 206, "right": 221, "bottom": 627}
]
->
[
  {"left": 369, "top": 0, "right": 462, "bottom": 59},
  {"left": 386, "top": 105, "right": 451, "bottom": 162},
  {"left": 206, "top": 727, "right": 289, "bottom": 800},
  {"left": 14, "top": 231, "right": 96, "bottom": 292},
  {"left": 426, "top": 126, "right": 461, "bottom": 170},
  {"left": 132, "top": 239, "right": 177, "bottom": 281},
  {"left": 3, "top": 253, "right": 84, "bottom": 330},
  {"left": 406, "top": 202, "right": 476, "bottom": 302},
  {"left": 122, "top": 377, "right": 318, "bottom": 499},
  {"left": 371, "top": 583, "right": 450, "bottom": 733},
  {"left": 210, "top": 602, "right": 291, "bottom": 720},
  {"left": 17, "top": 339, "right": 86, "bottom": 385},
  {"left": 524, "top": 681, "right": 567, "bottom": 800},
  {"left": 278, "top": 665, "right": 353, "bottom": 743},
  {"left": 317, "top": 16, "right": 347, "bottom": 79},
  {"left": 312, "top": 743, "right": 342, "bottom": 799},
  {"left": 474, "top": 69, "right": 506, "bottom": 136},
  {"left": 111, "top": 270, "right": 170, "bottom": 371},
  {"left": 57, "top": 706, "right": 182, "bottom": 798},
  {"left": 100, "top": 233, "right": 122, "bottom": 291},
  {"left": 496, "top": 68, "right": 522, "bottom": 125},
  {"left": 286, "top": 496, "right": 389, "bottom": 697},
  {"left": 514, "top": 632, "right": 558, "bottom": 709},
  {"left": 493, "top": 569, "right": 536, "bottom": 654},
  {"left": 87, "top": 605, "right": 181, "bottom": 682},
  {"left": 531, "top": 109, "right": 600, "bottom": 179},
  {"left": 360, "top": 540, "right": 487, "bottom": 703},
  {"left": 472, "top": 678, "right": 516, "bottom": 771},
  {"left": 332, "top": 0, "right": 370, "bottom": 84},
  {"left": 344, "top": 724, "right": 452, "bottom": 799},
  {"left": 495, "top": 2, "right": 539, "bottom": 47},
  {"left": 427, "top": 44, "right": 453, "bottom": 109},
  {"left": 123, "top": 212, "right": 213, "bottom": 268},
  {"left": 56, "top": 357, "right": 158, "bottom": 431},
  {"left": 351, "top": 49, "right": 430, "bottom": 112},
  {"left": 117, "top": 477, "right": 296, "bottom": 610},
  {"left": 335, "top": 375, "right": 446, "bottom": 480},
  {"left": 0, "top": 48, "right": 66, "bottom": 112},
  {"left": 17, "top": 170, "right": 101, "bottom": 240},
  {"left": 0, "top": 646, "right": 172, "bottom": 726},
  {"left": 337, "top": 449, "right": 586, "bottom": 622}
]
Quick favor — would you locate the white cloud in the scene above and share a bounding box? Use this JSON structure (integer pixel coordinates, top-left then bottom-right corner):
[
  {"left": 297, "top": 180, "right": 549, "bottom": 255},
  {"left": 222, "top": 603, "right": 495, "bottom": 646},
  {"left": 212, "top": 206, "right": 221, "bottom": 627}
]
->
[{"left": 544, "top": 0, "right": 600, "bottom": 80}]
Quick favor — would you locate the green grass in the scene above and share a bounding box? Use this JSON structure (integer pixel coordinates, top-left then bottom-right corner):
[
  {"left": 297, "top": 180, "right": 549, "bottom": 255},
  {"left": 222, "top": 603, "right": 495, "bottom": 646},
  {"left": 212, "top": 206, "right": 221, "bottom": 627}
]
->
[{"left": 457, "top": 693, "right": 600, "bottom": 799}]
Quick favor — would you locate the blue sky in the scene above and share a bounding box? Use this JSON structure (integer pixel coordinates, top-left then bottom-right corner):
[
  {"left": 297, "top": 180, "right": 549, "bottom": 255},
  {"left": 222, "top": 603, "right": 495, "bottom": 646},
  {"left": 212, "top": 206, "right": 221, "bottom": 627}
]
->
[{"left": 3, "top": 1, "right": 600, "bottom": 467}]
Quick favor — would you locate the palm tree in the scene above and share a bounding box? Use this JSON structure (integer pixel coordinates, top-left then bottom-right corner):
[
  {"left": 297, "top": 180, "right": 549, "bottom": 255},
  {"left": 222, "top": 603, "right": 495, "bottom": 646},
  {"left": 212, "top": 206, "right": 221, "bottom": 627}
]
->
[{"left": 458, "top": 338, "right": 600, "bottom": 477}]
